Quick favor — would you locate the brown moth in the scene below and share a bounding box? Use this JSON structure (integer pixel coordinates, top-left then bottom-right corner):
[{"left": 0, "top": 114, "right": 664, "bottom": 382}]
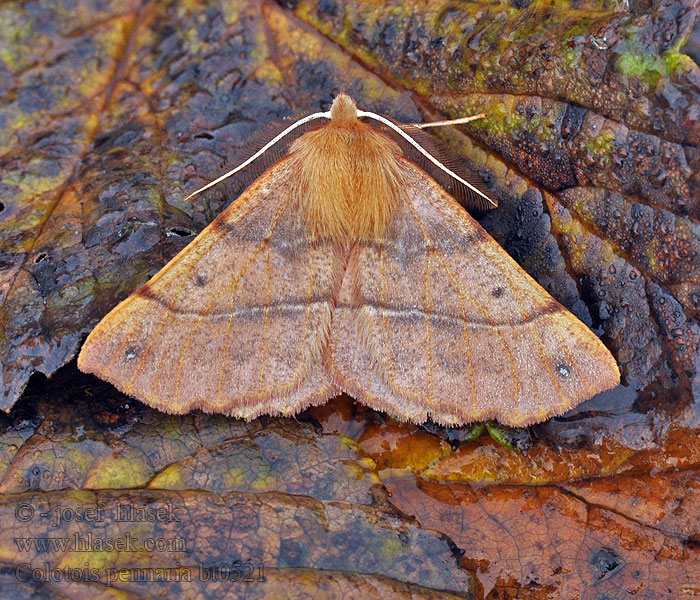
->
[{"left": 78, "top": 94, "right": 620, "bottom": 426}]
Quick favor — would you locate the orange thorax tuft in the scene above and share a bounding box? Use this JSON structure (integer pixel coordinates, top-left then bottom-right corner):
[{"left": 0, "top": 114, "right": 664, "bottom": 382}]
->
[{"left": 288, "top": 95, "right": 406, "bottom": 241}]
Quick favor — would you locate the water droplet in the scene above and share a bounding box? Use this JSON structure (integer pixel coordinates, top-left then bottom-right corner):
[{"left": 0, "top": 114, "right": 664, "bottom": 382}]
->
[
  {"left": 651, "top": 170, "right": 667, "bottom": 188},
  {"left": 658, "top": 220, "right": 671, "bottom": 235},
  {"left": 589, "top": 35, "right": 608, "bottom": 50},
  {"left": 32, "top": 450, "right": 42, "bottom": 459}
]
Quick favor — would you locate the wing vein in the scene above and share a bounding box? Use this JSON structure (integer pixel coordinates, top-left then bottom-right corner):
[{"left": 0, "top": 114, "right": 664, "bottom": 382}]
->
[
  {"left": 402, "top": 198, "right": 478, "bottom": 411},
  {"left": 379, "top": 243, "right": 398, "bottom": 392},
  {"left": 425, "top": 247, "right": 436, "bottom": 408},
  {"left": 118, "top": 185, "right": 273, "bottom": 395},
  {"left": 124, "top": 236, "right": 226, "bottom": 394},
  {"left": 409, "top": 194, "right": 524, "bottom": 402},
  {"left": 257, "top": 241, "right": 273, "bottom": 396},
  {"left": 408, "top": 209, "right": 476, "bottom": 410},
  {"left": 296, "top": 238, "right": 319, "bottom": 390},
  {"left": 212, "top": 195, "right": 293, "bottom": 402},
  {"left": 430, "top": 207, "right": 566, "bottom": 411},
  {"left": 407, "top": 210, "right": 436, "bottom": 408}
]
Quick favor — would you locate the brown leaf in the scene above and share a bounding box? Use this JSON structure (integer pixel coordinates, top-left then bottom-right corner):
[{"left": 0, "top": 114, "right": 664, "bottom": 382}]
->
[
  {"left": 0, "top": 370, "right": 473, "bottom": 597},
  {"left": 385, "top": 474, "right": 700, "bottom": 599},
  {"left": 1, "top": 0, "right": 700, "bottom": 596}
]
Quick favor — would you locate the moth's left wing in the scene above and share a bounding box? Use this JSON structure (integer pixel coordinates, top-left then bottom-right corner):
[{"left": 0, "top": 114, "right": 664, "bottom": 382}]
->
[
  {"left": 79, "top": 159, "right": 343, "bottom": 418},
  {"left": 329, "top": 161, "right": 620, "bottom": 426}
]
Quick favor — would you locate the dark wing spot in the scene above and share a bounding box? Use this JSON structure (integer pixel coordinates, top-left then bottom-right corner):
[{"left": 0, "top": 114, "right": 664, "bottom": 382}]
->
[
  {"left": 194, "top": 274, "right": 207, "bottom": 287},
  {"left": 556, "top": 362, "right": 571, "bottom": 378},
  {"left": 124, "top": 346, "right": 139, "bottom": 361},
  {"left": 492, "top": 286, "right": 504, "bottom": 298}
]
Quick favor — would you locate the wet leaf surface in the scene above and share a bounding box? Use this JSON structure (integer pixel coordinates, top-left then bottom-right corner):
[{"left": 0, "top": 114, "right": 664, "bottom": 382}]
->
[
  {"left": 0, "top": 366, "right": 698, "bottom": 597},
  {"left": 0, "top": 369, "right": 473, "bottom": 598},
  {"left": 1, "top": 0, "right": 699, "bottom": 597}
]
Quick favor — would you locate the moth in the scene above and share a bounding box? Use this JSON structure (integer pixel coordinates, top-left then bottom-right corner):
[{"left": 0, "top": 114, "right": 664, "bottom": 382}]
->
[{"left": 78, "top": 94, "right": 620, "bottom": 426}]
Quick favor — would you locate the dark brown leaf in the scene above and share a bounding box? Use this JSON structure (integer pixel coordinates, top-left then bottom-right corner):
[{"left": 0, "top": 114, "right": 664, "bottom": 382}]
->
[{"left": 1, "top": 0, "right": 700, "bottom": 596}]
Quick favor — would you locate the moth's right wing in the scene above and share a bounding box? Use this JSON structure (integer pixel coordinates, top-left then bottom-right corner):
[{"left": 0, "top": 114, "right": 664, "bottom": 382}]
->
[
  {"left": 79, "top": 158, "right": 343, "bottom": 417},
  {"left": 328, "top": 161, "right": 620, "bottom": 427}
]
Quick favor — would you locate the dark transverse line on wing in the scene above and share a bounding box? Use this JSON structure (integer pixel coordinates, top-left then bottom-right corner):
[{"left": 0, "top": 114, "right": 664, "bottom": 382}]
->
[{"left": 137, "top": 287, "right": 562, "bottom": 327}]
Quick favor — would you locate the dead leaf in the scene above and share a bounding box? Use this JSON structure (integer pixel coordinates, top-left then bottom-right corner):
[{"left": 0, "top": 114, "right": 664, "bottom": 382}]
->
[
  {"left": 1, "top": 0, "right": 699, "bottom": 597},
  {"left": 0, "top": 370, "right": 473, "bottom": 597},
  {"left": 385, "top": 475, "right": 700, "bottom": 599}
]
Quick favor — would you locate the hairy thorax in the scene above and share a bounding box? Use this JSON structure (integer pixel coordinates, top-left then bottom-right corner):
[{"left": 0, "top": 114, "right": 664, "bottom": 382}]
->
[{"left": 287, "top": 106, "right": 407, "bottom": 241}]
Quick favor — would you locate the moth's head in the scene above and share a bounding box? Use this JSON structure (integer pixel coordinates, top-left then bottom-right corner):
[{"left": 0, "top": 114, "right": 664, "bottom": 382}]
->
[{"left": 330, "top": 93, "right": 358, "bottom": 123}]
